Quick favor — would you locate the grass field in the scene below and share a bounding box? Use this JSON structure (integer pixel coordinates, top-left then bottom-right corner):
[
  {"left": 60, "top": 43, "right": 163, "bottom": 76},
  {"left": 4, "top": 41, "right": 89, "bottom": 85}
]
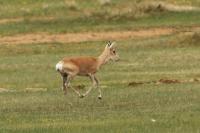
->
[{"left": 0, "top": 0, "right": 200, "bottom": 133}]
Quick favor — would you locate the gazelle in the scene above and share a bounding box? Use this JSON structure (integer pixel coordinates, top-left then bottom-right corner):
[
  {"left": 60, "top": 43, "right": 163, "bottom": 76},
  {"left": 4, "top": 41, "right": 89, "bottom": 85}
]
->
[{"left": 56, "top": 41, "right": 119, "bottom": 99}]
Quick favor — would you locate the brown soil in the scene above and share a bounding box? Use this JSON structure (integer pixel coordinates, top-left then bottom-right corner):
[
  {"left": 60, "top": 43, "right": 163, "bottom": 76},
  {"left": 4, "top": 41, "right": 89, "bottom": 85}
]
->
[
  {"left": 0, "top": 28, "right": 174, "bottom": 45},
  {"left": 128, "top": 78, "right": 200, "bottom": 87},
  {"left": 157, "top": 79, "right": 182, "bottom": 84}
]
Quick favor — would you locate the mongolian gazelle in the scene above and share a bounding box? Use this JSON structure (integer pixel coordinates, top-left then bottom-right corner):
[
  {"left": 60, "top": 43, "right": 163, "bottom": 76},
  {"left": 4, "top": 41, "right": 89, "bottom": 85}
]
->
[{"left": 56, "top": 41, "right": 119, "bottom": 99}]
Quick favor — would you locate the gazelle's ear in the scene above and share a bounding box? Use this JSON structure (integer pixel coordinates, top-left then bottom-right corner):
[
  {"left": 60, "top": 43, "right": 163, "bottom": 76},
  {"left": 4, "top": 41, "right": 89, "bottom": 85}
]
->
[
  {"left": 109, "top": 42, "right": 116, "bottom": 48},
  {"left": 106, "top": 41, "right": 112, "bottom": 48}
]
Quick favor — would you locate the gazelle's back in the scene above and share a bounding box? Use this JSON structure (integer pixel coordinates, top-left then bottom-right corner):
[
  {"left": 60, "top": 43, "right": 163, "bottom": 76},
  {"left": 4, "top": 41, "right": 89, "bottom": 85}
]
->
[{"left": 62, "top": 57, "right": 98, "bottom": 75}]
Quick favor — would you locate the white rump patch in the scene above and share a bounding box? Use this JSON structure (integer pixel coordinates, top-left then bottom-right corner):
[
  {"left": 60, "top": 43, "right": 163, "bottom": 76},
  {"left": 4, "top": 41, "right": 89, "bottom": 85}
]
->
[{"left": 56, "top": 61, "right": 63, "bottom": 71}]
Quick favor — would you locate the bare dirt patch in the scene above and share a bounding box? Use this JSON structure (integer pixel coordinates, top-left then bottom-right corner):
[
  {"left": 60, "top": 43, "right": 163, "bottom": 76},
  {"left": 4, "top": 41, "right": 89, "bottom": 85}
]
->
[
  {"left": 128, "top": 78, "right": 200, "bottom": 87},
  {"left": 0, "top": 27, "right": 174, "bottom": 45}
]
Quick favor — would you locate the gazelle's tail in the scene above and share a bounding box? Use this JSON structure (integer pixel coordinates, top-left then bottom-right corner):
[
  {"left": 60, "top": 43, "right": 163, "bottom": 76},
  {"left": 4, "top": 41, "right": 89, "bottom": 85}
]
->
[{"left": 56, "top": 61, "right": 63, "bottom": 72}]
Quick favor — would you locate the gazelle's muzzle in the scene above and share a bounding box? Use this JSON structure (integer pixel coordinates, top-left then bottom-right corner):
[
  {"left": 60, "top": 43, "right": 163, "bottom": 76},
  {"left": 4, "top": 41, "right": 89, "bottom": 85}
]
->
[{"left": 111, "top": 54, "right": 120, "bottom": 62}]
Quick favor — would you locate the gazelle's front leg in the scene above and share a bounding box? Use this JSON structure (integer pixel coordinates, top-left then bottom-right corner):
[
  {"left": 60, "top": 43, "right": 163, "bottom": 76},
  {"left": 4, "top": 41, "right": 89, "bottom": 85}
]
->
[
  {"left": 65, "top": 75, "right": 81, "bottom": 97},
  {"left": 82, "top": 74, "right": 96, "bottom": 98},
  {"left": 94, "top": 76, "right": 102, "bottom": 99}
]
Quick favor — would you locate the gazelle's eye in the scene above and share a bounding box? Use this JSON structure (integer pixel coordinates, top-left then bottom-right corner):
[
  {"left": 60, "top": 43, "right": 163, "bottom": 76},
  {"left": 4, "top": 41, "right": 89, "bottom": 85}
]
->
[{"left": 113, "top": 50, "right": 116, "bottom": 54}]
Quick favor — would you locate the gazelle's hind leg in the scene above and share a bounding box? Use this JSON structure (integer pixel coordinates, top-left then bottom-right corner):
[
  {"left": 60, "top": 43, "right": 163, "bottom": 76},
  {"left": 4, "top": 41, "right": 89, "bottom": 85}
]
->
[
  {"left": 61, "top": 73, "right": 68, "bottom": 95},
  {"left": 66, "top": 75, "right": 81, "bottom": 97}
]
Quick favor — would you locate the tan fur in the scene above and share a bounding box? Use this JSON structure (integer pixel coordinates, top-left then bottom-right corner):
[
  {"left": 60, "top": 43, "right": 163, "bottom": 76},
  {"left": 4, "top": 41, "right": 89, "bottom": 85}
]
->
[
  {"left": 62, "top": 57, "right": 98, "bottom": 76},
  {"left": 56, "top": 42, "right": 119, "bottom": 99}
]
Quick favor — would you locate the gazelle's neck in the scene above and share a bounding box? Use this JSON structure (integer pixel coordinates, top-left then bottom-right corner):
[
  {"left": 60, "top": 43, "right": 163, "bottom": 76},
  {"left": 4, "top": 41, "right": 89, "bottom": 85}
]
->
[{"left": 97, "top": 49, "right": 110, "bottom": 69}]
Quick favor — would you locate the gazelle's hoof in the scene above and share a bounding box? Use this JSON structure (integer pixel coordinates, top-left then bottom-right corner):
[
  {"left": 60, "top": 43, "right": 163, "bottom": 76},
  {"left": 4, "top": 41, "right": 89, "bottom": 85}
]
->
[{"left": 98, "top": 96, "right": 102, "bottom": 100}]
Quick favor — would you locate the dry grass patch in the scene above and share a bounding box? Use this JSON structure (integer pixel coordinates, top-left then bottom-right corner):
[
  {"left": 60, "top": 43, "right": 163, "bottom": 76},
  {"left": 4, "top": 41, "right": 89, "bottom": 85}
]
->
[
  {"left": 169, "top": 31, "right": 200, "bottom": 47},
  {"left": 99, "top": 0, "right": 112, "bottom": 6},
  {"left": 0, "top": 16, "right": 55, "bottom": 25},
  {"left": 25, "top": 88, "right": 47, "bottom": 92},
  {"left": 0, "top": 88, "right": 15, "bottom": 93},
  {"left": 142, "top": 1, "right": 200, "bottom": 12},
  {"left": 64, "top": 0, "right": 79, "bottom": 11},
  {"left": 0, "top": 27, "right": 174, "bottom": 45}
]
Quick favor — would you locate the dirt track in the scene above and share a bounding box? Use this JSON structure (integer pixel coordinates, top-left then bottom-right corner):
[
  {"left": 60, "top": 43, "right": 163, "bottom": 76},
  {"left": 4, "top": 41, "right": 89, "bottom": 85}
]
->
[
  {"left": 0, "top": 28, "right": 174, "bottom": 45},
  {"left": 0, "top": 26, "right": 200, "bottom": 45}
]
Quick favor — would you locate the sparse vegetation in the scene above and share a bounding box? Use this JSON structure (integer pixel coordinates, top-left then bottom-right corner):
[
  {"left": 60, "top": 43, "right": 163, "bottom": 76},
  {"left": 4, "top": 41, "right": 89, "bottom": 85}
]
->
[
  {"left": 65, "top": 0, "right": 79, "bottom": 11},
  {"left": 167, "top": 32, "right": 200, "bottom": 47},
  {"left": 99, "top": 0, "right": 112, "bottom": 6},
  {"left": 181, "top": 32, "right": 200, "bottom": 46}
]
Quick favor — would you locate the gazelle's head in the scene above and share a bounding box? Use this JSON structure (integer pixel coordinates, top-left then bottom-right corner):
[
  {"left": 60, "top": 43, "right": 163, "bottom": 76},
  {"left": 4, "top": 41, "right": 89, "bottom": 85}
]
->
[{"left": 104, "top": 41, "right": 119, "bottom": 61}]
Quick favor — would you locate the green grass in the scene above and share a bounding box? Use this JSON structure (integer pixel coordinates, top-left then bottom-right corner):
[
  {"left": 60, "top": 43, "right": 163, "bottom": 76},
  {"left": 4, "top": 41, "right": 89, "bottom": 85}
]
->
[
  {"left": 0, "top": 0, "right": 200, "bottom": 132},
  {"left": 0, "top": 0, "right": 200, "bottom": 35},
  {"left": 0, "top": 11, "right": 200, "bottom": 36},
  {"left": 0, "top": 34, "right": 200, "bottom": 133},
  {"left": 0, "top": 0, "right": 200, "bottom": 19},
  {"left": 0, "top": 84, "right": 200, "bottom": 133}
]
